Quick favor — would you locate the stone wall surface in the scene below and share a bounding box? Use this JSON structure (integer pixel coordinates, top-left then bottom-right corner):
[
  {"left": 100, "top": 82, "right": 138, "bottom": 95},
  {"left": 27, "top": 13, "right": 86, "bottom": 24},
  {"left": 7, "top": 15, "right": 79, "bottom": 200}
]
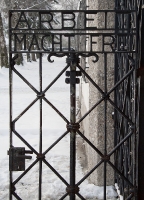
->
[
  {"left": 0, "top": 13, "right": 8, "bottom": 68},
  {"left": 78, "top": 0, "right": 115, "bottom": 186}
]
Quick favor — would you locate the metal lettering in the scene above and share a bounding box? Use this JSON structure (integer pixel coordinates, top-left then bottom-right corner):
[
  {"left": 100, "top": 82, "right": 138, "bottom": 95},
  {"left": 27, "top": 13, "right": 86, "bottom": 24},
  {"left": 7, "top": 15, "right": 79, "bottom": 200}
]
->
[
  {"left": 52, "top": 35, "right": 62, "bottom": 51},
  {"left": 39, "top": 12, "right": 53, "bottom": 29},
  {"left": 64, "top": 34, "right": 75, "bottom": 51},
  {"left": 41, "top": 35, "right": 51, "bottom": 51},
  {"left": 90, "top": 35, "right": 99, "bottom": 51},
  {"left": 85, "top": 11, "right": 97, "bottom": 30},
  {"left": 103, "top": 35, "right": 115, "bottom": 52},
  {"left": 62, "top": 12, "right": 76, "bottom": 29},
  {"left": 14, "top": 34, "right": 26, "bottom": 51},
  {"left": 29, "top": 34, "right": 40, "bottom": 51},
  {"left": 15, "top": 11, "right": 31, "bottom": 29},
  {"left": 11, "top": 33, "right": 133, "bottom": 53}
]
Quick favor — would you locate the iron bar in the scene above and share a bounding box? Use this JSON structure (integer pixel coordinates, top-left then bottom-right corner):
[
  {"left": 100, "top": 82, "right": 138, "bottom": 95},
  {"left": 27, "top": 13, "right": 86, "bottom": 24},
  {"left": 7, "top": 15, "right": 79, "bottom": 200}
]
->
[
  {"left": 12, "top": 66, "right": 39, "bottom": 94},
  {"left": 108, "top": 98, "right": 134, "bottom": 124},
  {"left": 9, "top": 9, "right": 137, "bottom": 13},
  {"left": 76, "top": 160, "right": 103, "bottom": 186},
  {"left": 108, "top": 161, "right": 134, "bottom": 188},
  {"left": 77, "top": 130, "right": 103, "bottom": 157},
  {"left": 9, "top": 55, "right": 13, "bottom": 200},
  {"left": 13, "top": 130, "right": 38, "bottom": 155},
  {"left": 13, "top": 159, "right": 39, "bottom": 185},
  {"left": 43, "top": 97, "right": 69, "bottom": 124},
  {"left": 77, "top": 63, "right": 105, "bottom": 95},
  {"left": 115, "top": 78, "right": 129, "bottom": 144},
  {"left": 43, "top": 159, "right": 69, "bottom": 186},
  {"left": 12, "top": 192, "right": 22, "bottom": 200},
  {"left": 78, "top": 97, "right": 106, "bottom": 123},
  {"left": 43, "top": 64, "right": 69, "bottom": 93},
  {"left": 138, "top": 7, "right": 144, "bottom": 200},
  {"left": 107, "top": 64, "right": 134, "bottom": 95},
  {"left": 9, "top": 10, "right": 13, "bottom": 200},
  {"left": 9, "top": 32, "right": 137, "bottom": 36},
  {"left": 104, "top": 162, "right": 107, "bottom": 200},
  {"left": 59, "top": 193, "right": 69, "bottom": 200},
  {"left": 76, "top": 193, "right": 86, "bottom": 200},
  {"left": 126, "top": 193, "right": 134, "bottom": 200},
  {"left": 104, "top": 53, "right": 107, "bottom": 200},
  {"left": 43, "top": 130, "right": 69, "bottom": 155},
  {"left": 69, "top": 53, "right": 76, "bottom": 200},
  {"left": 13, "top": 97, "right": 39, "bottom": 123},
  {"left": 10, "top": 50, "right": 137, "bottom": 54},
  {"left": 39, "top": 53, "right": 43, "bottom": 200},
  {"left": 108, "top": 130, "right": 133, "bottom": 157}
]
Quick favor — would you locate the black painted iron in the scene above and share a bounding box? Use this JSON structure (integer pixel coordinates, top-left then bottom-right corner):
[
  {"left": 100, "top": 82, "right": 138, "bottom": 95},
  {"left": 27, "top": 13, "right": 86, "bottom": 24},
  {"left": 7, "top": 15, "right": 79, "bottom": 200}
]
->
[
  {"left": 138, "top": 6, "right": 144, "bottom": 200},
  {"left": 8, "top": 2, "right": 142, "bottom": 199}
]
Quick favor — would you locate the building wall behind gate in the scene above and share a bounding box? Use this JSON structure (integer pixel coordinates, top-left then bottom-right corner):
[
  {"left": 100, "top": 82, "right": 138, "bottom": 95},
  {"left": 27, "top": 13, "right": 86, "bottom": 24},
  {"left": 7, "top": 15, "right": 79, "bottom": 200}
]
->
[{"left": 78, "top": 0, "right": 115, "bottom": 186}]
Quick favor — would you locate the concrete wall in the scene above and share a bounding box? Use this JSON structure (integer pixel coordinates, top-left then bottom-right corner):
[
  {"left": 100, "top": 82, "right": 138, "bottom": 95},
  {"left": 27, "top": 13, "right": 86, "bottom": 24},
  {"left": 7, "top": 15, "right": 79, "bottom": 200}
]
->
[{"left": 78, "top": 0, "right": 115, "bottom": 186}]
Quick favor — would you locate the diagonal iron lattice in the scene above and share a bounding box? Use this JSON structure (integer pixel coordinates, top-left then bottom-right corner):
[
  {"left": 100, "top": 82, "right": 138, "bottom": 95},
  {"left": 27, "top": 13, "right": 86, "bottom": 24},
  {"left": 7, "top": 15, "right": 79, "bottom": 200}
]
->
[{"left": 8, "top": 1, "right": 142, "bottom": 199}]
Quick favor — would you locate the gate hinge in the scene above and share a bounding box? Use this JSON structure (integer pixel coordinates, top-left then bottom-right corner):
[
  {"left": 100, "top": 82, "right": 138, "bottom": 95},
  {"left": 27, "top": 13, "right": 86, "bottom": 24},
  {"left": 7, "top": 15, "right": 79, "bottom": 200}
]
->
[{"left": 8, "top": 147, "right": 33, "bottom": 171}]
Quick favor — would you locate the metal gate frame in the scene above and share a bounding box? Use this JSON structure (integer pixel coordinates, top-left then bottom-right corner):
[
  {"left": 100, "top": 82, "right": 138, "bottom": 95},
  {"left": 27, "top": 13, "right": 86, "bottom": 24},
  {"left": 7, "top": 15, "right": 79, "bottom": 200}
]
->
[{"left": 8, "top": 2, "right": 142, "bottom": 199}]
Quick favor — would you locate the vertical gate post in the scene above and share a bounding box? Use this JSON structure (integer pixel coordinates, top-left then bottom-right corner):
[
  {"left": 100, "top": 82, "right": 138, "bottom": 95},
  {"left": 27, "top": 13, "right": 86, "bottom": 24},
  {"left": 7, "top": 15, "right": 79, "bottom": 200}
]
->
[
  {"left": 65, "top": 52, "right": 80, "bottom": 199},
  {"left": 138, "top": 77, "right": 144, "bottom": 199},
  {"left": 138, "top": 7, "right": 144, "bottom": 200},
  {"left": 70, "top": 53, "right": 76, "bottom": 200}
]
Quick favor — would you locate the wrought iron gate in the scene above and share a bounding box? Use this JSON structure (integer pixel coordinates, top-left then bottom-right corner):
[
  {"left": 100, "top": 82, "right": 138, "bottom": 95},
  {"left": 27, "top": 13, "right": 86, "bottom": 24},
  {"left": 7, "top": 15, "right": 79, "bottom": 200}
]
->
[{"left": 8, "top": 1, "right": 142, "bottom": 199}]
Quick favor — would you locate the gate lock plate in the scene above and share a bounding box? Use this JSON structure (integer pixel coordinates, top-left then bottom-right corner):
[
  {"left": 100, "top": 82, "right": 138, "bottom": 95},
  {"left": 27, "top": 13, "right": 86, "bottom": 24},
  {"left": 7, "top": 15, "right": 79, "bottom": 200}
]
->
[{"left": 8, "top": 147, "right": 33, "bottom": 171}]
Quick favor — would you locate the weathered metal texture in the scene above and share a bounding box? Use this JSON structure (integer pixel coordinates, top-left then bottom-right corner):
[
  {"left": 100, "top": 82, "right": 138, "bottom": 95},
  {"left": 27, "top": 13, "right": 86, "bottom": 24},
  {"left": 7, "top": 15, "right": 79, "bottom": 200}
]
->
[
  {"left": 8, "top": 147, "right": 33, "bottom": 171},
  {"left": 138, "top": 6, "right": 144, "bottom": 200},
  {"left": 114, "top": 0, "right": 141, "bottom": 199},
  {"left": 8, "top": 3, "right": 141, "bottom": 200}
]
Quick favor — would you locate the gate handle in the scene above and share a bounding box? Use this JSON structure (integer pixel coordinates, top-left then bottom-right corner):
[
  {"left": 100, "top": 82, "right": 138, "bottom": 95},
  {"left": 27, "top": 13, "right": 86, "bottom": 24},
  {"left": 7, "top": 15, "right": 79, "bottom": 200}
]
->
[
  {"left": 25, "top": 150, "right": 33, "bottom": 154},
  {"left": 16, "top": 150, "right": 33, "bottom": 159},
  {"left": 16, "top": 154, "right": 32, "bottom": 159}
]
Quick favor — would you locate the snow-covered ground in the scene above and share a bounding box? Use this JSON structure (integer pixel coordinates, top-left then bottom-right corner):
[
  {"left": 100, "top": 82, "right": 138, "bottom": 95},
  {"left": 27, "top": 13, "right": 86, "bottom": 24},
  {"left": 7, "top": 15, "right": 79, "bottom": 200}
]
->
[{"left": 0, "top": 55, "right": 118, "bottom": 199}]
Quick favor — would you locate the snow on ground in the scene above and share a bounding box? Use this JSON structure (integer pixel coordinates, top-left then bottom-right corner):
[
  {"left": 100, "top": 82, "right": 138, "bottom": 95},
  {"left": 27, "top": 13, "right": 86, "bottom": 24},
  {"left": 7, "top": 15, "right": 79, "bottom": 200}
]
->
[{"left": 0, "top": 55, "right": 118, "bottom": 199}]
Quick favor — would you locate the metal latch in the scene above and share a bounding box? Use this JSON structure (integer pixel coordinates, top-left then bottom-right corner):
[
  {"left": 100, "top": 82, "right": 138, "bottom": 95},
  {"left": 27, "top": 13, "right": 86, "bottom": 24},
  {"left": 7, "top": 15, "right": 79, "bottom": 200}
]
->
[{"left": 8, "top": 147, "right": 33, "bottom": 171}]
